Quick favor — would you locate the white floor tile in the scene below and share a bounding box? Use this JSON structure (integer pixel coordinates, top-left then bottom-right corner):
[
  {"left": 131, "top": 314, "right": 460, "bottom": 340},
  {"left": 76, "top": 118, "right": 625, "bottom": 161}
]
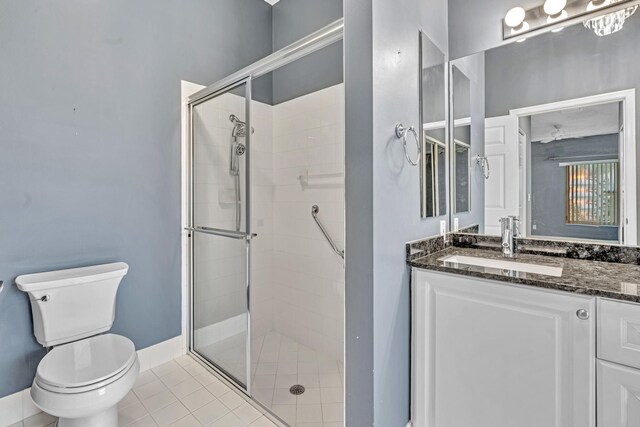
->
[
  {"left": 134, "top": 379, "right": 169, "bottom": 400},
  {"left": 218, "top": 390, "right": 245, "bottom": 410},
  {"left": 297, "top": 388, "right": 321, "bottom": 405},
  {"left": 233, "top": 402, "right": 263, "bottom": 424},
  {"left": 152, "top": 361, "right": 182, "bottom": 378},
  {"left": 249, "top": 416, "right": 277, "bottom": 427},
  {"left": 160, "top": 368, "right": 192, "bottom": 388},
  {"left": 128, "top": 414, "right": 160, "bottom": 427},
  {"left": 272, "top": 389, "right": 296, "bottom": 405},
  {"left": 167, "top": 414, "right": 201, "bottom": 427},
  {"left": 151, "top": 401, "right": 190, "bottom": 427},
  {"left": 135, "top": 370, "right": 159, "bottom": 388},
  {"left": 141, "top": 390, "right": 178, "bottom": 414},
  {"left": 296, "top": 404, "right": 322, "bottom": 423},
  {"left": 22, "top": 412, "right": 57, "bottom": 427},
  {"left": 320, "top": 387, "right": 343, "bottom": 404},
  {"left": 205, "top": 379, "right": 233, "bottom": 397},
  {"left": 170, "top": 377, "right": 203, "bottom": 399},
  {"left": 208, "top": 412, "right": 246, "bottom": 427},
  {"left": 119, "top": 390, "right": 141, "bottom": 410},
  {"left": 180, "top": 388, "right": 216, "bottom": 413},
  {"left": 270, "top": 405, "right": 296, "bottom": 425},
  {"left": 191, "top": 400, "right": 229, "bottom": 425},
  {"left": 118, "top": 400, "right": 149, "bottom": 426},
  {"left": 322, "top": 403, "right": 343, "bottom": 422}
]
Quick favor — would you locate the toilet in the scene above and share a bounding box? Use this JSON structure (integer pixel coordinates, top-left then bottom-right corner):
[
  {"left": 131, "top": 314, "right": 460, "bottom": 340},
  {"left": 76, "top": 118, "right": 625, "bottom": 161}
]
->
[{"left": 16, "top": 262, "right": 139, "bottom": 427}]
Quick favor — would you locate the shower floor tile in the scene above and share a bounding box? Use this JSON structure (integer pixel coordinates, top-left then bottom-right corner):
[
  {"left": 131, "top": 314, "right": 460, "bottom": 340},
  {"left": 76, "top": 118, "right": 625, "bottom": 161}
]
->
[{"left": 251, "top": 332, "right": 344, "bottom": 427}]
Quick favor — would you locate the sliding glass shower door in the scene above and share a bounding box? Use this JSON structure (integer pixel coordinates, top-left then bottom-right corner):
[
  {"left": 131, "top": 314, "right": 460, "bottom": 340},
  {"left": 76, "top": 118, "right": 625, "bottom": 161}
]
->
[{"left": 189, "top": 79, "right": 252, "bottom": 390}]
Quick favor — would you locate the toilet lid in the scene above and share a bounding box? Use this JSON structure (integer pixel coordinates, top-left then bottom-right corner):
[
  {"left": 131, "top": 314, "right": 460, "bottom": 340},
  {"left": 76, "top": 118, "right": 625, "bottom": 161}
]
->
[{"left": 36, "top": 334, "right": 136, "bottom": 389}]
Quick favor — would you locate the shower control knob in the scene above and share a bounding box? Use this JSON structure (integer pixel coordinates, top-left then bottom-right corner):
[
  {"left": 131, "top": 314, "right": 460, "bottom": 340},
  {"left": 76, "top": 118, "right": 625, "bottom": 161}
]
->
[{"left": 576, "top": 309, "right": 590, "bottom": 320}]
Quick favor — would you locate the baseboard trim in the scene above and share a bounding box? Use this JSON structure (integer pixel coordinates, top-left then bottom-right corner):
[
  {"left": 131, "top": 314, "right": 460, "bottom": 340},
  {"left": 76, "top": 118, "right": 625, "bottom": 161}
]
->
[{"left": 0, "top": 335, "right": 186, "bottom": 427}]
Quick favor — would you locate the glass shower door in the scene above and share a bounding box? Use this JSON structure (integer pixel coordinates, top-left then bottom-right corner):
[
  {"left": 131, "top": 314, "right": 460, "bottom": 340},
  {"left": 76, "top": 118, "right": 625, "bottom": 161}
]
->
[{"left": 190, "top": 80, "right": 251, "bottom": 390}]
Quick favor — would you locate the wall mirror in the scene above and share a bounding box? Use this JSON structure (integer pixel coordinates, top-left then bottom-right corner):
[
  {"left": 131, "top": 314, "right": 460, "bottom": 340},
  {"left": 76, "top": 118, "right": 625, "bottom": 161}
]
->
[
  {"left": 420, "top": 31, "right": 448, "bottom": 218},
  {"left": 451, "top": 65, "right": 471, "bottom": 214},
  {"left": 451, "top": 7, "right": 640, "bottom": 246}
]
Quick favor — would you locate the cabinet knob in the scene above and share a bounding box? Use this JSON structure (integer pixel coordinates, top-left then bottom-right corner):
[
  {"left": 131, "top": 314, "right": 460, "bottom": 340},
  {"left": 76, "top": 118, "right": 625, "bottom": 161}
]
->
[{"left": 576, "top": 309, "right": 590, "bottom": 320}]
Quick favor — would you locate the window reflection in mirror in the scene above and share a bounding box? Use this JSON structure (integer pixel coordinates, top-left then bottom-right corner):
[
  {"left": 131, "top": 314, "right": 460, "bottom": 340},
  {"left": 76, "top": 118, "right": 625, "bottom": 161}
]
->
[
  {"left": 454, "top": 9, "right": 638, "bottom": 245},
  {"left": 420, "top": 31, "right": 447, "bottom": 218}
]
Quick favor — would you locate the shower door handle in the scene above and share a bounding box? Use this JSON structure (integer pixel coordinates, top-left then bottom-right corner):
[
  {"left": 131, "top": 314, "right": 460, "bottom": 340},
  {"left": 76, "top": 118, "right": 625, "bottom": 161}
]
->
[{"left": 185, "top": 226, "right": 257, "bottom": 240}]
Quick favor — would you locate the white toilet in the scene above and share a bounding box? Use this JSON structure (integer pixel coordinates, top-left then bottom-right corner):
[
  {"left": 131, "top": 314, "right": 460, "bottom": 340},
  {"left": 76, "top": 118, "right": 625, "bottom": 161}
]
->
[{"left": 16, "top": 262, "right": 139, "bottom": 427}]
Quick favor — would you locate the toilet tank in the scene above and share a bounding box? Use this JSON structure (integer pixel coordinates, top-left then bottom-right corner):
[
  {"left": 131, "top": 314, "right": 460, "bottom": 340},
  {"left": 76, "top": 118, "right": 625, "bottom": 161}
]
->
[{"left": 16, "top": 262, "right": 129, "bottom": 347}]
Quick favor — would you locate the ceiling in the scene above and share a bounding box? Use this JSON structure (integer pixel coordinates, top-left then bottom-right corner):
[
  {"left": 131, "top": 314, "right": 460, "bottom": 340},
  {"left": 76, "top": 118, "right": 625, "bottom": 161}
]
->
[
  {"left": 263, "top": 0, "right": 280, "bottom": 5},
  {"left": 530, "top": 102, "right": 620, "bottom": 143}
]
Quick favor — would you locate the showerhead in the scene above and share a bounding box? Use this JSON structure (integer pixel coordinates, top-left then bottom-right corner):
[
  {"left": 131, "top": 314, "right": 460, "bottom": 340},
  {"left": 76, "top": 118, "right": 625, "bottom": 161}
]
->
[{"left": 229, "top": 114, "right": 245, "bottom": 126}]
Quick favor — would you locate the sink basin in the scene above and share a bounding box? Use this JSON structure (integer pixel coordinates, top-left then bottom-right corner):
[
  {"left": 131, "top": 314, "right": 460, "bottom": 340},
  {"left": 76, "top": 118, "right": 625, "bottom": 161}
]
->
[{"left": 439, "top": 254, "right": 563, "bottom": 277}]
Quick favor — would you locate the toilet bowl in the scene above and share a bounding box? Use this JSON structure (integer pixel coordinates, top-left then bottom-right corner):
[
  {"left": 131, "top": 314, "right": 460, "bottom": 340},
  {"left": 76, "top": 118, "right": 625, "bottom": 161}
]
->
[
  {"left": 30, "top": 334, "right": 139, "bottom": 426},
  {"left": 16, "top": 262, "right": 137, "bottom": 427}
]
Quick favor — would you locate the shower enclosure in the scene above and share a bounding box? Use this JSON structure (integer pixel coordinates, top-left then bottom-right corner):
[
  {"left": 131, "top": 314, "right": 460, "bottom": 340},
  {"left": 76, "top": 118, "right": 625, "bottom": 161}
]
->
[{"left": 186, "top": 20, "right": 345, "bottom": 426}]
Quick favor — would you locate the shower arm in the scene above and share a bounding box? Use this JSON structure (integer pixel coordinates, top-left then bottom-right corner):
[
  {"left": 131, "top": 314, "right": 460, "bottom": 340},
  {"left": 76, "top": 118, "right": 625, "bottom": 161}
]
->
[{"left": 311, "top": 205, "right": 344, "bottom": 260}]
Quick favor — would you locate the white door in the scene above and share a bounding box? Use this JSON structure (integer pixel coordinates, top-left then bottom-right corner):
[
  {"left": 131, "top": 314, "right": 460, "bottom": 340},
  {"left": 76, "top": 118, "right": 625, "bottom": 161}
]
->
[
  {"left": 412, "top": 270, "right": 596, "bottom": 427},
  {"left": 484, "top": 115, "right": 520, "bottom": 235},
  {"left": 597, "top": 360, "right": 640, "bottom": 426}
]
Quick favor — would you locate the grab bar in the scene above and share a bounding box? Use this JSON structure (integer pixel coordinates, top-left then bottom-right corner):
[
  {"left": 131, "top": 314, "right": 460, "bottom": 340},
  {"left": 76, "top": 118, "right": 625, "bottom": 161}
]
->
[
  {"left": 185, "top": 226, "right": 257, "bottom": 240},
  {"left": 311, "top": 205, "right": 344, "bottom": 260}
]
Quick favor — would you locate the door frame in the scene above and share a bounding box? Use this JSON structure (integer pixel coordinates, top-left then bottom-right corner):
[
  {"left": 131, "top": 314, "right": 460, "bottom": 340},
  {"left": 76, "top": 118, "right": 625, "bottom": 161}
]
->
[{"left": 508, "top": 89, "right": 637, "bottom": 245}]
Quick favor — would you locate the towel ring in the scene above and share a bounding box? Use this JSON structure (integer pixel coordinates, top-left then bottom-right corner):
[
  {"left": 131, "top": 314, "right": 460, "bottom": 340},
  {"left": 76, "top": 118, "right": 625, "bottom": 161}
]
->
[{"left": 395, "top": 123, "right": 421, "bottom": 166}]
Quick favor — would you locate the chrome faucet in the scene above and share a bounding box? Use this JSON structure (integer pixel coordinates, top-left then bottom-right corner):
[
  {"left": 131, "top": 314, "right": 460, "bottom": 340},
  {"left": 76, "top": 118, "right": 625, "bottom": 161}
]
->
[{"left": 500, "top": 216, "right": 519, "bottom": 258}]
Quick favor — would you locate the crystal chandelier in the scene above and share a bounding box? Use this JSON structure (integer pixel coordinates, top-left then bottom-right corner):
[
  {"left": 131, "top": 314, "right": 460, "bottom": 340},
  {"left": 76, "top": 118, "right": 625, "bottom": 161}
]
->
[{"left": 583, "top": 0, "right": 638, "bottom": 36}]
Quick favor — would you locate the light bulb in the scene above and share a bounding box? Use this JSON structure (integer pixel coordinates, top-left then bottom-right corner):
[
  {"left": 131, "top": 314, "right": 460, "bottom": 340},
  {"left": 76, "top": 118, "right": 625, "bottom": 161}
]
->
[
  {"left": 587, "top": 0, "right": 609, "bottom": 11},
  {"left": 547, "top": 9, "right": 569, "bottom": 23},
  {"left": 544, "top": 0, "right": 567, "bottom": 16},
  {"left": 505, "top": 7, "right": 526, "bottom": 28}
]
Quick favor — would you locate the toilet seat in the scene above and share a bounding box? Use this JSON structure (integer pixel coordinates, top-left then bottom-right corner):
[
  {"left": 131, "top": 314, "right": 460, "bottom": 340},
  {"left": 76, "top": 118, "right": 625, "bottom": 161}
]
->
[{"left": 35, "top": 334, "right": 136, "bottom": 394}]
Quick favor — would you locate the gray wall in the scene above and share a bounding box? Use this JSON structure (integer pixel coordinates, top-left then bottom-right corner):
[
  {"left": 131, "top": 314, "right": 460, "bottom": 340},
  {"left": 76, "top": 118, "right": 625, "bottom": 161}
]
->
[
  {"left": 272, "top": 0, "right": 343, "bottom": 104},
  {"left": 448, "top": 0, "right": 542, "bottom": 59},
  {"left": 348, "top": 0, "right": 450, "bottom": 424},
  {"left": 531, "top": 135, "right": 620, "bottom": 241},
  {"left": 451, "top": 53, "right": 486, "bottom": 231},
  {"left": 485, "top": 15, "right": 640, "bottom": 242},
  {"left": 344, "top": 0, "right": 374, "bottom": 423},
  {"left": 345, "top": 0, "right": 448, "bottom": 423},
  {"left": 0, "top": 0, "right": 272, "bottom": 398}
]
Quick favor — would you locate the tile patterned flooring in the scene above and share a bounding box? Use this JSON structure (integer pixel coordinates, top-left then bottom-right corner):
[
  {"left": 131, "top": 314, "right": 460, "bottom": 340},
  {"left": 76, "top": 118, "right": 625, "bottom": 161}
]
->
[
  {"left": 10, "top": 355, "right": 278, "bottom": 427},
  {"left": 10, "top": 339, "right": 344, "bottom": 427},
  {"left": 250, "top": 332, "right": 344, "bottom": 427}
]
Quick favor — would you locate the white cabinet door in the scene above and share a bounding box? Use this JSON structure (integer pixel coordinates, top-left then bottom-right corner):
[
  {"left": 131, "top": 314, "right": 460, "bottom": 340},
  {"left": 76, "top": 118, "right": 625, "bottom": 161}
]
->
[
  {"left": 412, "top": 269, "right": 596, "bottom": 427},
  {"left": 598, "top": 360, "right": 640, "bottom": 426}
]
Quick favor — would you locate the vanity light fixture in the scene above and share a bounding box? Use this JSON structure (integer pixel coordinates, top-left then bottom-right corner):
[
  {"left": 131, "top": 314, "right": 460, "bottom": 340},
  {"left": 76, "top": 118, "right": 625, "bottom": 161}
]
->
[
  {"left": 583, "top": 0, "right": 638, "bottom": 36},
  {"left": 503, "top": 0, "right": 639, "bottom": 40}
]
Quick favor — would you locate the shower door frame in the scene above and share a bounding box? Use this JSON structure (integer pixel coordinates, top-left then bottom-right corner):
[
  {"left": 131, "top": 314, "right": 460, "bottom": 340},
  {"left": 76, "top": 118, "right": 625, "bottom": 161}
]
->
[
  {"left": 187, "top": 76, "right": 254, "bottom": 394},
  {"left": 185, "top": 17, "right": 345, "bottom": 401}
]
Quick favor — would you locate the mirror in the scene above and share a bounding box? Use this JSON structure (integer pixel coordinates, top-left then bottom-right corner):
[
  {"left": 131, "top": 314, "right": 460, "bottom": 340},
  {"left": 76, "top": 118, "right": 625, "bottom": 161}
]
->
[
  {"left": 451, "top": 65, "right": 472, "bottom": 214},
  {"left": 420, "top": 31, "right": 448, "bottom": 218},
  {"left": 451, "top": 9, "right": 640, "bottom": 246}
]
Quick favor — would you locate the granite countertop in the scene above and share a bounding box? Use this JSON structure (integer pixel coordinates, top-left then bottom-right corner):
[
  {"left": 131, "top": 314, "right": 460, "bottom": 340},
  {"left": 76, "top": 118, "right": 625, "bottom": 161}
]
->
[{"left": 409, "top": 246, "right": 640, "bottom": 303}]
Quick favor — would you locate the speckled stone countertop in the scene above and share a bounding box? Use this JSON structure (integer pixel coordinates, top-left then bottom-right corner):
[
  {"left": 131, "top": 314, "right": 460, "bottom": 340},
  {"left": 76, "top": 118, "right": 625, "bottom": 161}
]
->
[{"left": 409, "top": 246, "right": 640, "bottom": 303}]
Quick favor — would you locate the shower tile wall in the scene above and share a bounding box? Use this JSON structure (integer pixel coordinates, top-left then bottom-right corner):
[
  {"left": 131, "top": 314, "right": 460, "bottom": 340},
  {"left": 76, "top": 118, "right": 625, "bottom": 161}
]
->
[
  {"left": 270, "top": 84, "right": 345, "bottom": 362},
  {"left": 250, "top": 100, "right": 275, "bottom": 341}
]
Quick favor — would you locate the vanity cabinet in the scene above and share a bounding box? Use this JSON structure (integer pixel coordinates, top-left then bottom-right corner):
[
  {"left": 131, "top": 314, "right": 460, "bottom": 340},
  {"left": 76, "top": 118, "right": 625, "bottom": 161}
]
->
[
  {"left": 411, "top": 269, "right": 596, "bottom": 427},
  {"left": 597, "top": 360, "right": 640, "bottom": 426},
  {"left": 597, "top": 299, "right": 640, "bottom": 426}
]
